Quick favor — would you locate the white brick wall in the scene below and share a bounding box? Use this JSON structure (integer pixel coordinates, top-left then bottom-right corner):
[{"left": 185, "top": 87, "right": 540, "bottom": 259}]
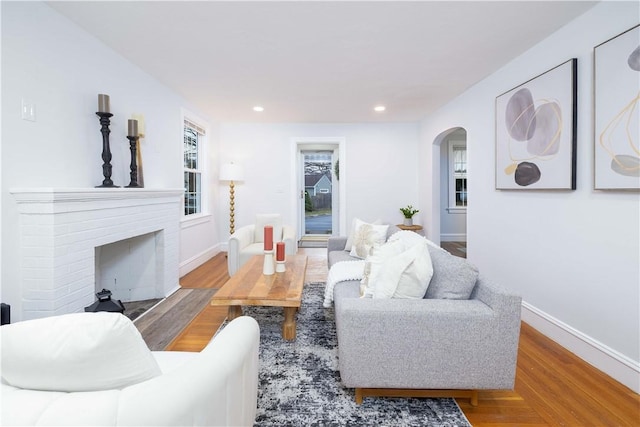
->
[{"left": 11, "top": 188, "right": 183, "bottom": 320}]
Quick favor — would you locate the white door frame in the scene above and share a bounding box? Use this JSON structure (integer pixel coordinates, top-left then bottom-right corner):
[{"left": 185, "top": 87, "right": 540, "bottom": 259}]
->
[{"left": 290, "top": 137, "right": 347, "bottom": 238}]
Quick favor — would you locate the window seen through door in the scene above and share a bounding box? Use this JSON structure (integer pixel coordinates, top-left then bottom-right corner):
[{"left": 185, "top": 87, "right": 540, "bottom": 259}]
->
[{"left": 450, "top": 144, "right": 467, "bottom": 208}]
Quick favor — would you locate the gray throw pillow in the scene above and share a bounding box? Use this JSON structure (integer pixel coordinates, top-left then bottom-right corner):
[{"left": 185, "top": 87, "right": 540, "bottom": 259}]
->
[{"left": 425, "top": 246, "right": 478, "bottom": 299}]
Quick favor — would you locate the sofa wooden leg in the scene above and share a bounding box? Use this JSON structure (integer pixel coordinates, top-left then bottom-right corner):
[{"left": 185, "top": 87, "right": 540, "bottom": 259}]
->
[
  {"left": 470, "top": 390, "right": 479, "bottom": 407},
  {"left": 355, "top": 388, "right": 363, "bottom": 405}
]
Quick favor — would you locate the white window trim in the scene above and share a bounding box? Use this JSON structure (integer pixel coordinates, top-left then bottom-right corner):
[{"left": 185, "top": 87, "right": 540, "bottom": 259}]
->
[
  {"left": 181, "top": 108, "right": 209, "bottom": 220},
  {"left": 447, "top": 142, "right": 467, "bottom": 213},
  {"left": 447, "top": 206, "right": 467, "bottom": 214}
]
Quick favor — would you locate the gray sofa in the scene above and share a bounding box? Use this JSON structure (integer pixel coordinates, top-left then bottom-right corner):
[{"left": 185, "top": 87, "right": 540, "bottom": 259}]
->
[{"left": 327, "top": 234, "right": 522, "bottom": 405}]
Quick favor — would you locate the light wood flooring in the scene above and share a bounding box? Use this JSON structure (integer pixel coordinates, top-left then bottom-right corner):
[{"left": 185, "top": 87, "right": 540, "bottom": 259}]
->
[
  {"left": 138, "top": 247, "right": 639, "bottom": 426},
  {"left": 441, "top": 241, "right": 467, "bottom": 259}
]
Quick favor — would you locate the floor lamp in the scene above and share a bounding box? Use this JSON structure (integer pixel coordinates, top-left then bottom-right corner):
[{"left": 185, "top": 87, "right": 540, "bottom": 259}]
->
[{"left": 220, "top": 162, "right": 244, "bottom": 235}]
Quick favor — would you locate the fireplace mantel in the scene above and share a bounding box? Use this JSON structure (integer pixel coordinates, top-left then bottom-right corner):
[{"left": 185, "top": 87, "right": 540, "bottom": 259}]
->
[
  {"left": 10, "top": 187, "right": 183, "bottom": 320},
  {"left": 11, "top": 188, "right": 184, "bottom": 213}
]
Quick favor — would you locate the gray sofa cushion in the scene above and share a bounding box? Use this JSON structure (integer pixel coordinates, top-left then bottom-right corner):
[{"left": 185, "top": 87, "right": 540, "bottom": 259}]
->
[
  {"left": 329, "top": 250, "right": 357, "bottom": 266},
  {"left": 425, "top": 246, "right": 478, "bottom": 299},
  {"left": 333, "top": 279, "right": 361, "bottom": 300}
]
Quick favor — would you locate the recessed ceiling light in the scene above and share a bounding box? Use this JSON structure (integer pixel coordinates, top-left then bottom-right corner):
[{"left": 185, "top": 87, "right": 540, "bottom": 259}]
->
[
  {"left": 253, "top": 106, "right": 264, "bottom": 112},
  {"left": 374, "top": 105, "right": 386, "bottom": 112}
]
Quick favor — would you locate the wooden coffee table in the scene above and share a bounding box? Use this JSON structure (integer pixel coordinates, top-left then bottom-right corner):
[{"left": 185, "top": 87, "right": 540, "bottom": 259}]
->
[{"left": 211, "top": 254, "right": 308, "bottom": 340}]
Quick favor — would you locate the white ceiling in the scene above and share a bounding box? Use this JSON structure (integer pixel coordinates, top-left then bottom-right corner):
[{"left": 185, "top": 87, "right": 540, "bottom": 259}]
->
[{"left": 47, "top": 1, "right": 597, "bottom": 123}]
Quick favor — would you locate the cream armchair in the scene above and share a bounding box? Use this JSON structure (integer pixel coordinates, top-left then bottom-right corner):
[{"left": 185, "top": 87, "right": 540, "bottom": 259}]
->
[{"left": 228, "top": 214, "right": 297, "bottom": 276}]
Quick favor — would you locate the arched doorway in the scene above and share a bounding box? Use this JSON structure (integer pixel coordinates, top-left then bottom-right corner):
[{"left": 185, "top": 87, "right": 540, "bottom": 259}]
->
[{"left": 433, "top": 127, "right": 467, "bottom": 258}]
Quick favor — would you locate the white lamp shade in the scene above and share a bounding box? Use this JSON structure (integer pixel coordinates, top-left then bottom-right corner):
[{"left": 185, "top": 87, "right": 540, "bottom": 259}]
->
[{"left": 220, "top": 163, "right": 244, "bottom": 182}]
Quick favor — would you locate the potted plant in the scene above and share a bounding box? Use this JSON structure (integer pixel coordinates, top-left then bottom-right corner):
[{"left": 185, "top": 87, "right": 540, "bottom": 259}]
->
[{"left": 400, "top": 205, "right": 419, "bottom": 226}]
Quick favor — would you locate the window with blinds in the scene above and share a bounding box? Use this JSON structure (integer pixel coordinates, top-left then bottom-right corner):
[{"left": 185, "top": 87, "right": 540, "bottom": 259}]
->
[{"left": 184, "top": 118, "right": 205, "bottom": 216}]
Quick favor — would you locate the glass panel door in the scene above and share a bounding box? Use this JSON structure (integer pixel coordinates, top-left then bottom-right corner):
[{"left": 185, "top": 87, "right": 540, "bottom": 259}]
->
[{"left": 302, "top": 151, "right": 333, "bottom": 236}]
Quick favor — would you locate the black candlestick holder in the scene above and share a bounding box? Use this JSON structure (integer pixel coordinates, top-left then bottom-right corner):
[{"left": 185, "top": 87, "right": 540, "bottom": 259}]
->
[
  {"left": 125, "top": 136, "right": 141, "bottom": 188},
  {"left": 95, "top": 112, "right": 118, "bottom": 188}
]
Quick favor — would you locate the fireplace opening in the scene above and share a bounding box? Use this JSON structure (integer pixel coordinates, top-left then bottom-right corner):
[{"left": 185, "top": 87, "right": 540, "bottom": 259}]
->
[{"left": 94, "top": 231, "right": 162, "bottom": 304}]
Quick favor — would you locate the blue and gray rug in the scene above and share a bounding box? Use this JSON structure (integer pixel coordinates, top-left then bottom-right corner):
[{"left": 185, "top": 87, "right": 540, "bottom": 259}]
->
[{"left": 241, "top": 282, "right": 471, "bottom": 427}]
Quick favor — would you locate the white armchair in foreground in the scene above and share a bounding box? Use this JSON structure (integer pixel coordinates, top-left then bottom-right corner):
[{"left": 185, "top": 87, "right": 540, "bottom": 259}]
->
[
  {"left": 228, "top": 213, "right": 296, "bottom": 276},
  {"left": 1, "top": 313, "right": 260, "bottom": 426}
]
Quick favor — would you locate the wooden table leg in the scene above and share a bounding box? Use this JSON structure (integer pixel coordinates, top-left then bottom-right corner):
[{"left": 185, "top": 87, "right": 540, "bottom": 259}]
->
[
  {"left": 282, "top": 307, "right": 297, "bottom": 340},
  {"left": 228, "top": 305, "right": 242, "bottom": 320}
]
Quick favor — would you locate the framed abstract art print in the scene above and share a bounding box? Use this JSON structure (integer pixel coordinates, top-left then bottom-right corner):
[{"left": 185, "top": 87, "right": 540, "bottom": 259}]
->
[
  {"left": 594, "top": 25, "right": 640, "bottom": 190},
  {"left": 495, "top": 59, "right": 577, "bottom": 190}
]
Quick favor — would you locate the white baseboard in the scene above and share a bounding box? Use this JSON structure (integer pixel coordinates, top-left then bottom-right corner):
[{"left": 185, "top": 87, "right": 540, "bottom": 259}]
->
[
  {"left": 179, "top": 244, "right": 222, "bottom": 277},
  {"left": 522, "top": 301, "right": 640, "bottom": 393},
  {"left": 440, "top": 233, "right": 467, "bottom": 242}
]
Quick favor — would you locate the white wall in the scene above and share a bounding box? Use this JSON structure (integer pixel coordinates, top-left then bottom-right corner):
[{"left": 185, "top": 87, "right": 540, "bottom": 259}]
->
[
  {"left": 419, "top": 2, "right": 639, "bottom": 392},
  {"left": 219, "top": 123, "right": 420, "bottom": 242},
  {"left": 1, "top": 2, "right": 220, "bottom": 320}
]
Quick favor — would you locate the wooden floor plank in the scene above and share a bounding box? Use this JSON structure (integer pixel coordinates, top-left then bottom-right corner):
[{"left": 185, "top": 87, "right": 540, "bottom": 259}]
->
[
  {"left": 165, "top": 304, "right": 228, "bottom": 352},
  {"left": 136, "top": 288, "right": 216, "bottom": 350},
  {"left": 179, "top": 253, "right": 229, "bottom": 288},
  {"left": 515, "top": 323, "right": 639, "bottom": 427},
  {"left": 134, "top": 288, "right": 194, "bottom": 334},
  {"left": 139, "top": 248, "right": 640, "bottom": 425}
]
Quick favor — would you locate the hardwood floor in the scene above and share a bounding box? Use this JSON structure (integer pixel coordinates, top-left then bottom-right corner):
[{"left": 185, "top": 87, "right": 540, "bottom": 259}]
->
[
  {"left": 135, "top": 287, "right": 216, "bottom": 351},
  {"left": 144, "top": 248, "right": 639, "bottom": 426},
  {"left": 441, "top": 241, "right": 468, "bottom": 259}
]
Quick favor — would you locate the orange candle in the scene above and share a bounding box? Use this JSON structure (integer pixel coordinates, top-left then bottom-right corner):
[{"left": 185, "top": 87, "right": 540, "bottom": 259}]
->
[
  {"left": 264, "top": 226, "right": 273, "bottom": 251},
  {"left": 276, "top": 242, "right": 285, "bottom": 261}
]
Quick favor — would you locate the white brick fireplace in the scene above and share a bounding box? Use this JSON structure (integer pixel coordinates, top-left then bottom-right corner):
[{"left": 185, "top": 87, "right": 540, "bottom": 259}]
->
[{"left": 10, "top": 188, "right": 183, "bottom": 320}]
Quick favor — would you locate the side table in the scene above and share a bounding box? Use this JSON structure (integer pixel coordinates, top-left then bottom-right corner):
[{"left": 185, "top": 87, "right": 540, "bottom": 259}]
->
[{"left": 396, "top": 224, "right": 424, "bottom": 234}]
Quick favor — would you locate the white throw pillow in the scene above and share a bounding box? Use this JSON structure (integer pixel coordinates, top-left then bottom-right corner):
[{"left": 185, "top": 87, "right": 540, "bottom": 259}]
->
[
  {"left": 387, "top": 229, "right": 443, "bottom": 252},
  {"left": 254, "top": 214, "right": 283, "bottom": 245},
  {"left": 360, "top": 239, "right": 405, "bottom": 297},
  {"left": 349, "top": 219, "right": 389, "bottom": 259},
  {"left": 344, "top": 218, "right": 382, "bottom": 252},
  {"left": 368, "top": 249, "right": 411, "bottom": 299},
  {"left": 369, "top": 241, "right": 433, "bottom": 299},
  {"left": 393, "top": 241, "right": 434, "bottom": 299},
  {"left": 0, "top": 312, "right": 161, "bottom": 392}
]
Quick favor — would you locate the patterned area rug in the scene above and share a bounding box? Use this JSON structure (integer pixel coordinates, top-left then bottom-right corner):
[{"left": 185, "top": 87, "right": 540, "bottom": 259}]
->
[{"left": 242, "top": 282, "right": 472, "bottom": 427}]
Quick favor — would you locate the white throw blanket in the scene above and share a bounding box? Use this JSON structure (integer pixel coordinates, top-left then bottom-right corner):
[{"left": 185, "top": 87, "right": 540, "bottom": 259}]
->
[{"left": 323, "top": 260, "right": 366, "bottom": 308}]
